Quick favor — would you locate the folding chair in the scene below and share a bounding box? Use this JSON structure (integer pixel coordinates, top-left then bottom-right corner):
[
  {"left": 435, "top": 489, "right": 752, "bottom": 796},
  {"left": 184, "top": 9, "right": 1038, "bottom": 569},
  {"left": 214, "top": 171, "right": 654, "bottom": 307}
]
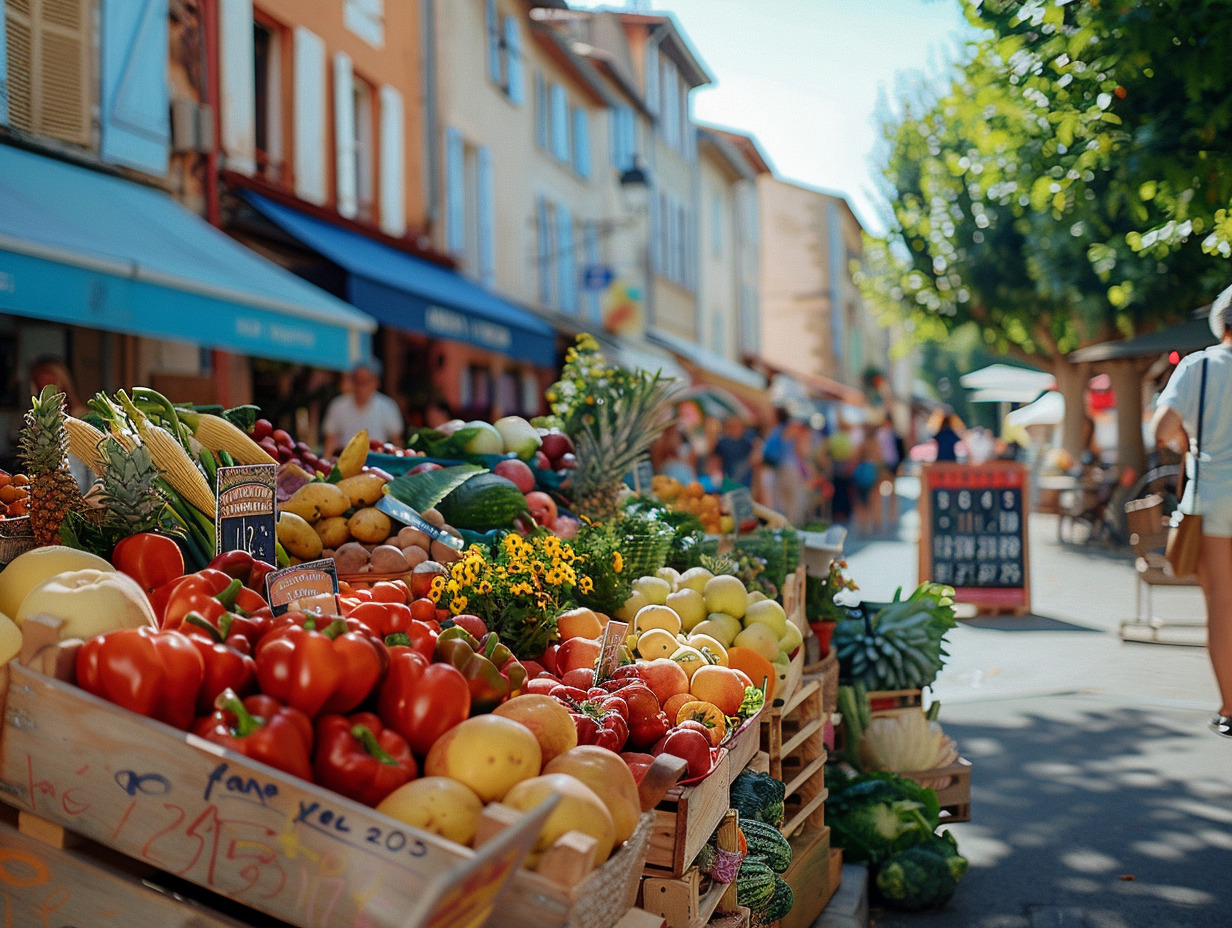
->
[{"left": 1119, "top": 494, "right": 1206, "bottom": 646}]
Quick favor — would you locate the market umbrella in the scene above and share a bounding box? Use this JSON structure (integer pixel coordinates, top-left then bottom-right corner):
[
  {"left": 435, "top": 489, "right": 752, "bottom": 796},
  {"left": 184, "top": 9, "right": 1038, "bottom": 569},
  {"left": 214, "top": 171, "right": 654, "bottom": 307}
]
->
[
  {"left": 676, "top": 384, "right": 756, "bottom": 422},
  {"left": 1005, "top": 391, "right": 1065, "bottom": 428}
]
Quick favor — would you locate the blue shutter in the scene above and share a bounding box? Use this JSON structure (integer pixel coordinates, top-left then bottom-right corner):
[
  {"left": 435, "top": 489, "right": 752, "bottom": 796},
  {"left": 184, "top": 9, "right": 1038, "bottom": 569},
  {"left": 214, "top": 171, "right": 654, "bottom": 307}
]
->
[
  {"left": 557, "top": 205, "right": 575, "bottom": 313},
  {"left": 584, "top": 222, "right": 601, "bottom": 323},
  {"left": 534, "top": 71, "right": 547, "bottom": 148},
  {"left": 477, "top": 146, "right": 495, "bottom": 287},
  {"left": 536, "top": 197, "right": 552, "bottom": 306},
  {"left": 101, "top": 0, "right": 170, "bottom": 174},
  {"left": 485, "top": 0, "right": 500, "bottom": 82},
  {"left": 572, "top": 107, "right": 590, "bottom": 178},
  {"left": 446, "top": 127, "right": 466, "bottom": 255},
  {"left": 649, "top": 192, "right": 661, "bottom": 273},
  {"left": 550, "top": 85, "right": 568, "bottom": 161},
  {"left": 0, "top": 7, "right": 8, "bottom": 125},
  {"left": 504, "top": 17, "right": 523, "bottom": 104},
  {"left": 608, "top": 108, "right": 618, "bottom": 169}
]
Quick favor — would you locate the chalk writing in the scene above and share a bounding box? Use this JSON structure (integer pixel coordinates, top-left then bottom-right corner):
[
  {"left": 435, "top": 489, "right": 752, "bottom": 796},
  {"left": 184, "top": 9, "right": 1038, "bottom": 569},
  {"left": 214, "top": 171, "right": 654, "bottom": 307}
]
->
[{"left": 203, "top": 762, "right": 279, "bottom": 805}]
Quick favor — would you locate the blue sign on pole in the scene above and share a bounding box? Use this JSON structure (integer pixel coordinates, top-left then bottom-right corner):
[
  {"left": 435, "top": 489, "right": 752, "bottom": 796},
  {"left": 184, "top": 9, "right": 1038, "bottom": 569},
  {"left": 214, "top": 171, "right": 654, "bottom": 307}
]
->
[{"left": 582, "top": 265, "right": 615, "bottom": 292}]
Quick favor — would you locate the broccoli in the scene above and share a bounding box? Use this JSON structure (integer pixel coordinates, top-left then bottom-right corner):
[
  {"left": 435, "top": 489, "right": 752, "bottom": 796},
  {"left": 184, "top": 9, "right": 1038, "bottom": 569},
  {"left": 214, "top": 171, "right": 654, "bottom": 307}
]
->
[
  {"left": 874, "top": 831, "right": 969, "bottom": 910},
  {"left": 826, "top": 772, "right": 942, "bottom": 865}
]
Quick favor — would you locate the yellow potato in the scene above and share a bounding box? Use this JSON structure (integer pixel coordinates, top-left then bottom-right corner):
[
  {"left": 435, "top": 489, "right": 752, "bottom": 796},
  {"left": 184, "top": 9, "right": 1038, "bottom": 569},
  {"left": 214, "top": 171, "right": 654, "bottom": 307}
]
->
[
  {"left": 336, "top": 472, "right": 387, "bottom": 509},
  {"left": 314, "top": 515, "right": 351, "bottom": 549},
  {"left": 348, "top": 507, "right": 393, "bottom": 544},
  {"left": 277, "top": 511, "right": 324, "bottom": 560},
  {"left": 336, "top": 430, "right": 370, "bottom": 478},
  {"left": 282, "top": 482, "right": 350, "bottom": 522}
]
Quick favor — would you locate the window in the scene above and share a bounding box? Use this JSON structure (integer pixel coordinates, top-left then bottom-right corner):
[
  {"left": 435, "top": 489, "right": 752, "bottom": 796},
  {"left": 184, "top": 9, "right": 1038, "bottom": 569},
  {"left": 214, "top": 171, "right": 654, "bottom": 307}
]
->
[
  {"left": 533, "top": 71, "right": 547, "bottom": 148},
  {"left": 496, "top": 370, "right": 519, "bottom": 417},
  {"left": 549, "top": 84, "right": 569, "bottom": 162},
  {"left": 252, "top": 21, "right": 286, "bottom": 182},
  {"left": 710, "top": 192, "right": 723, "bottom": 256},
  {"left": 520, "top": 371, "right": 540, "bottom": 416},
  {"left": 477, "top": 146, "right": 494, "bottom": 286},
  {"left": 4, "top": 0, "right": 93, "bottom": 147},
  {"left": 351, "top": 76, "right": 375, "bottom": 222},
  {"left": 583, "top": 222, "right": 601, "bottom": 323},
  {"left": 609, "top": 105, "right": 635, "bottom": 170},
  {"left": 503, "top": 17, "right": 523, "bottom": 104},
  {"left": 484, "top": 0, "right": 500, "bottom": 83},
  {"left": 536, "top": 196, "right": 554, "bottom": 306},
  {"left": 484, "top": 3, "right": 523, "bottom": 104},
  {"left": 344, "top": 0, "right": 383, "bottom": 47},
  {"left": 462, "top": 365, "right": 492, "bottom": 417},
  {"left": 557, "top": 204, "right": 576, "bottom": 313},
  {"left": 446, "top": 127, "right": 465, "bottom": 255},
  {"left": 572, "top": 106, "right": 590, "bottom": 177}
]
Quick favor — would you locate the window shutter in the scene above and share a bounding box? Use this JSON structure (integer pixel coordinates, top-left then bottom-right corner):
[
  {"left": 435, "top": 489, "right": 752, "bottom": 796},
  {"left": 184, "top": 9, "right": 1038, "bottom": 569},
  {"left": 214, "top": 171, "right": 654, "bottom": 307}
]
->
[
  {"left": 378, "top": 84, "right": 405, "bottom": 237},
  {"left": 536, "top": 196, "right": 552, "bottom": 306},
  {"left": 649, "top": 190, "right": 661, "bottom": 273},
  {"left": 446, "top": 127, "right": 466, "bottom": 255},
  {"left": 533, "top": 71, "right": 546, "bottom": 148},
  {"left": 217, "top": 0, "right": 255, "bottom": 175},
  {"left": 644, "top": 40, "right": 658, "bottom": 116},
  {"left": 6, "top": 0, "right": 91, "bottom": 145},
  {"left": 550, "top": 84, "right": 568, "bottom": 161},
  {"left": 0, "top": 5, "right": 9, "bottom": 125},
  {"left": 477, "top": 145, "right": 494, "bottom": 286},
  {"left": 557, "top": 204, "right": 575, "bottom": 313},
  {"left": 101, "top": 0, "right": 170, "bottom": 174},
  {"left": 484, "top": 0, "right": 500, "bottom": 83},
  {"left": 584, "top": 222, "right": 601, "bottom": 323},
  {"left": 334, "top": 51, "right": 358, "bottom": 219},
  {"left": 503, "top": 16, "right": 523, "bottom": 104},
  {"left": 293, "top": 26, "right": 327, "bottom": 204},
  {"left": 607, "top": 108, "right": 617, "bottom": 169},
  {"left": 572, "top": 106, "right": 589, "bottom": 178}
]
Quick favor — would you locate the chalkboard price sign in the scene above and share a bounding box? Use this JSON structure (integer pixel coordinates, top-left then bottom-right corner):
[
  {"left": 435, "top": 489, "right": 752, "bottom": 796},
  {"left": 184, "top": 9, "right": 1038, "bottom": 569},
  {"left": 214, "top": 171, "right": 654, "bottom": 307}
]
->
[{"left": 918, "top": 462, "right": 1030, "bottom": 614}]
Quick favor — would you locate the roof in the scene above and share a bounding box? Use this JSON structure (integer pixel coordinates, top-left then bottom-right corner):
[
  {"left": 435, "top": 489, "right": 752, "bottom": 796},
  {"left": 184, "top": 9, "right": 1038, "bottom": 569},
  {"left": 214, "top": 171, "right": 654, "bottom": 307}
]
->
[
  {"left": 1068, "top": 317, "right": 1217, "bottom": 363},
  {"left": 699, "top": 125, "right": 775, "bottom": 175},
  {"left": 697, "top": 128, "right": 757, "bottom": 181},
  {"left": 529, "top": 22, "right": 618, "bottom": 107},
  {"left": 616, "top": 11, "right": 713, "bottom": 88}
]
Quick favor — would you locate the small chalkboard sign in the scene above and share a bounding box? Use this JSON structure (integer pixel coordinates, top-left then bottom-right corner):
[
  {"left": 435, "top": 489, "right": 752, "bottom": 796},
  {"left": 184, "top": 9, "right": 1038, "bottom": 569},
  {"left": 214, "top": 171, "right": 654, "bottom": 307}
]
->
[
  {"left": 724, "top": 487, "right": 757, "bottom": 534},
  {"left": 265, "top": 558, "right": 340, "bottom": 616},
  {"left": 625, "top": 458, "right": 654, "bottom": 495},
  {"left": 918, "top": 462, "right": 1030, "bottom": 615},
  {"left": 214, "top": 464, "right": 277, "bottom": 564}
]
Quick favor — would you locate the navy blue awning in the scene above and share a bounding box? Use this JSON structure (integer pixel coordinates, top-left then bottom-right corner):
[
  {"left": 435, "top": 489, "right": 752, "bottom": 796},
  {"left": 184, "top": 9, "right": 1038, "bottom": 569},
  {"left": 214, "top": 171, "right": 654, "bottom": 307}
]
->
[
  {"left": 244, "top": 193, "right": 558, "bottom": 367},
  {"left": 0, "top": 144, "right": 374, "bottom": 370}
]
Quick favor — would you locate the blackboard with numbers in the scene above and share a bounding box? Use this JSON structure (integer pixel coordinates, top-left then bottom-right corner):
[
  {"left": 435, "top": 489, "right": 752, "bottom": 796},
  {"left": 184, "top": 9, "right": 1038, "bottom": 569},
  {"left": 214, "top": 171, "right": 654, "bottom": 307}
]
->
[{"left": 917, "top": 462, "right": 1030, "bottom": 615}]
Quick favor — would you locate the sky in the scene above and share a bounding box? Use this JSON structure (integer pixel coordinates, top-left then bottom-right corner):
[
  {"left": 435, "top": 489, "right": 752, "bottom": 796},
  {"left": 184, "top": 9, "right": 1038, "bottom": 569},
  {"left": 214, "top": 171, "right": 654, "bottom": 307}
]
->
[{"left": 572, "top": 0, "right": 978, "bottom": 233}]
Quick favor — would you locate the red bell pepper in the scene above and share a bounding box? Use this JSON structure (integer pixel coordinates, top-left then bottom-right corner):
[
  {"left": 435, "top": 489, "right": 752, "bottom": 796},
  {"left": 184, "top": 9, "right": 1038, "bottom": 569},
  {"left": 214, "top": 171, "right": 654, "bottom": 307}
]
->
[
  {"left": 314, "top": 711, "right": 418, "bottom": 807},
  {"left": 383, "top": 622, "right": 438, "bottom": 662},
  {"left": 76, "top": 627, "right": 204, "bottom": 730},
  {"left": 568, "top": 693, "right": 629, "bottom": 753},
  {"left": 112, "top": 532, "right": 184, "bottom": 595},
  {"left": 194, "top": 688, "right": 314, "bottom": 781},
  {"left": 161, "top": 569, "right": 268, "bottom": 630},
  {"left": 433, "top": 627, "right": 525, "bottom": 715},
  {"left": 178, "top": 615, "right": 259, "bottom": 713},
  {"left": 377, "top": 646, "right": 471, "bottom": 756},
  {"left": 207, "top": 549, "right": 276, "bottom": 595},
  {"left": 181, "top": 607, "right": 273, "bottom": 654},
  {"left": 255, "top": 616, "right": 386, "bottom": 718},
  {"left": 345, "top": 600, "right": 415, "bottom": 638}
]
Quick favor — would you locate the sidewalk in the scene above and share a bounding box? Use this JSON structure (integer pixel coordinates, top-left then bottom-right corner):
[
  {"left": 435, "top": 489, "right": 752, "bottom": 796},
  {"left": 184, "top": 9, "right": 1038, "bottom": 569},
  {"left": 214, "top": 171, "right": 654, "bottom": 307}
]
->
[{"left": 832, "top": 501, "right": 1230, "bottom": 928}]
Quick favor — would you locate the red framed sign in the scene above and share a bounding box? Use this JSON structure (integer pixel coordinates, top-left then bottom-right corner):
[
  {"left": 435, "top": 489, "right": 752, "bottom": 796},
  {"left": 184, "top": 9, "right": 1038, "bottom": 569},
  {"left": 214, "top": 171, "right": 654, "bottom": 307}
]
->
[{"left": 917, "top": 461, "right": 1031, "bottom": 615}]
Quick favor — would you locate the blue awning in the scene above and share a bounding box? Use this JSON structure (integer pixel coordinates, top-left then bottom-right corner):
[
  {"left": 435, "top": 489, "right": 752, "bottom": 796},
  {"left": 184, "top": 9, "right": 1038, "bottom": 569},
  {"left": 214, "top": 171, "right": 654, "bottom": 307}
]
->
[
  {"left": 244, "top": 192, "right": 558, "bottom": 367},
  {"left": 0, "top": 144, "right": 374, "bottom": 370}
]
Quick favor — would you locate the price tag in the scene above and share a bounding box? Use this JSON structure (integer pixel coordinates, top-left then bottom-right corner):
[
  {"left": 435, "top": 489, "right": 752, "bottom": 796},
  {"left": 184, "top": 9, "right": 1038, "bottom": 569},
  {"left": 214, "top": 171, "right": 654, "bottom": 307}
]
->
[
  {"left": 594, "top": 619, "right": 630, "bottom": 683},
  {"left": 724, "top": 487, "right": 757, "bottom": 534},
  {"left": 625, "top": 458, "right": 654, "bottom": 495},
  {"left": 265, "top": 558, "right": 340, "bottom": 616},
  {"left": 214, "top": 464, "right": 277, "bottom": 563}
]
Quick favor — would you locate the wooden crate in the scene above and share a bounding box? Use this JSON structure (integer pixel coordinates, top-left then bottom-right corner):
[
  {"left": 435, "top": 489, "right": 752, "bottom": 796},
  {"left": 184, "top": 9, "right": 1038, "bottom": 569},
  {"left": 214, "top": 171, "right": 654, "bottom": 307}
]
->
[
  {"left": 759, "top": 679, "right": 827, "bottom": 838},
  {"left": 801, "top": 649, "right": 839, "bottom": 715},
  {"left": 643, "top": 750, "right": 733, "bottom": 877},
  {"left": 724, "top": 705, "right": 764, "bottom": 775},
  {"left": 639, "top": 812, "right": 744, "bottom": 928},
  {"left": 867, "top": 688, "right": 924, "bottom": 712},
  {"left": 901, "top": 758, "right": 972, "bottom": 823},
  {"left": 777, "top": 826, "right": 832, "bottom": 928},
  {"left": 780, "top": 569, "right": 807, "bottom": 636}
]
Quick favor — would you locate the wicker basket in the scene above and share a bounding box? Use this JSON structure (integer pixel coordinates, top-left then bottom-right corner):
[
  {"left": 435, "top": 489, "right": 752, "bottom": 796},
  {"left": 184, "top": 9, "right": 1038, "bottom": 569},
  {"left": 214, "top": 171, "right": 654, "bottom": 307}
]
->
[{"left": 0, "top": 517, "right": 35, "bottom": 565}]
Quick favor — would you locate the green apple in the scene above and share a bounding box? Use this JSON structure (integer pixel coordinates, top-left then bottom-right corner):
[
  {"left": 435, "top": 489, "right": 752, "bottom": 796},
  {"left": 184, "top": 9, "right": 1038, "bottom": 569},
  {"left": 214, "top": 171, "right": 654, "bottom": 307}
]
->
[
  {"left": 691, "top": 617, "right": 736, "bottom": 647},
  {"left": 634, "top": 604, "right": 682, "bottom": 636},
  {"left": 676, "top": 567, "right": 715, "bottom": 594},
  {"left": 746, "top": 590, "right": 768, "bottom": 605},
  {"left": 743, "top": 599, "right": 788, "bottom": 639},
  {"left": 666, "top": 588, "right": 707, "bottom": 632},
  {"left": 631, "top": 575, "right": 671, "bottom": 606},
  {"left": 733, "top": 622, "right": 781, "bottom": 662},
  {"left": 656, "top": 566, "right": 681, "bottom": 589},
  {"left": 703, "top": 612, "right": 744, "bottom": 645},
  {"left": 704, "top": 575, "right": 748, "bottom": 619},
  {"left": 779, "top": 621, "right": 804, "bottom": 654},
  {"left": 614, "top": 589, "right": 649, "bottom": 623}
]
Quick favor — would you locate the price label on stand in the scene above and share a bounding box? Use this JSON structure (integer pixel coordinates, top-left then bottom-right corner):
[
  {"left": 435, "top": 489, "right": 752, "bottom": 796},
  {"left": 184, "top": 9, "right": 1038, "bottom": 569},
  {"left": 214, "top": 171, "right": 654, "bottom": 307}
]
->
[
  {"left": 625, "top": 458, "right": 654, "bottom": 495},
  {"left": 265, "top": 558, "right": 340, "bottom": 615},
  {"left": 594, "top": 619, "right": 630, "bottom": 683},
  {"left": 724, "top": 487, "right": 757, "bottom": 535},
  {"left": 214, "top": 464, "right": 277, "bottom": 564}
]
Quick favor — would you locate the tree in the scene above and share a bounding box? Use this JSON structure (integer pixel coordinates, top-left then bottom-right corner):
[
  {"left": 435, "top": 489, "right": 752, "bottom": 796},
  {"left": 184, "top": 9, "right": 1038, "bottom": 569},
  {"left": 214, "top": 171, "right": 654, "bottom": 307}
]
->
[{"left": 861, "top": 3, "right": 1226, "bottom": 470}]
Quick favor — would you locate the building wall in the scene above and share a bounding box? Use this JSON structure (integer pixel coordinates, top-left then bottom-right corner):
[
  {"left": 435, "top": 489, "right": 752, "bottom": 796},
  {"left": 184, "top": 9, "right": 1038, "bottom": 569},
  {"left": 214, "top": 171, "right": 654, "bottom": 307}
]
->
[{"left": 697, "top": 147, "right": 738, "bottom": 360}]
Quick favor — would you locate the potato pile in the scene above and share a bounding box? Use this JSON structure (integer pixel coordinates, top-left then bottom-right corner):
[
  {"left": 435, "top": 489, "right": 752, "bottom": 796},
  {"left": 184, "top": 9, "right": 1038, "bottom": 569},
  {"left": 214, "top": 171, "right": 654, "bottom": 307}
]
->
[{"left": 275, "top": 473, "right": 462, "bottom": 573}]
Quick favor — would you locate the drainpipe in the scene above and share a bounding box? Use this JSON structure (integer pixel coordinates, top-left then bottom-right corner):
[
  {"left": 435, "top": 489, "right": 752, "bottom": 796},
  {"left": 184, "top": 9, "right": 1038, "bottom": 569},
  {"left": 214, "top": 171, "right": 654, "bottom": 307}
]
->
[
  {"left": 421, "top": 0, "right": 440, "bottom": 232},
  {"left": 200, "top": 0, "right": 230, "bottom": 405}
]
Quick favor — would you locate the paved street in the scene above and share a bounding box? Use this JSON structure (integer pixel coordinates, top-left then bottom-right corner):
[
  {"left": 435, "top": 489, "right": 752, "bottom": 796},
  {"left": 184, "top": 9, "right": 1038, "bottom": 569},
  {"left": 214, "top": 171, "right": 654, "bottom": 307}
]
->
[{"left": 834, "top": 493, "right": 1229, "bottom": 928}]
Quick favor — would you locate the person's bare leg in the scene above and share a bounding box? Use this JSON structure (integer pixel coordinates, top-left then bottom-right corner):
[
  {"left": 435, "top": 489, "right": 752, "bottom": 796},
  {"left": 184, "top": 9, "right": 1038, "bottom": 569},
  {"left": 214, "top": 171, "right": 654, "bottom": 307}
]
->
[{"left": 1197, "top": 536, "right": 1232, "bottom": 717}]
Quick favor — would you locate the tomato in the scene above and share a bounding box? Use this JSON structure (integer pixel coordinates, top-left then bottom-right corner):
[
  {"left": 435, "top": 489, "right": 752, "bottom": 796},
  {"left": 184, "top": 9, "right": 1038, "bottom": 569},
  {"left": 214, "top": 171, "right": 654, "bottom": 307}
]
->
[
  {"left": 525, "top": 491, "right": 558, "bottom": 527},
  {"left": 658, "top": 728, "right": 713, "bottom": 779},
  {"left": 619, "top": 683, "right": 671, "bottom": 749}
]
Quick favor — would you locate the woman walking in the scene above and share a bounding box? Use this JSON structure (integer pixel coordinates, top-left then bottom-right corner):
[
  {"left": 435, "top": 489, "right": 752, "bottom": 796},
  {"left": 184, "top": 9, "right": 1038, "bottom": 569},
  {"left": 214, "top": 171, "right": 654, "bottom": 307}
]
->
[{"left": 1151, "top": 290, "right": 1232, "bottom": 737}]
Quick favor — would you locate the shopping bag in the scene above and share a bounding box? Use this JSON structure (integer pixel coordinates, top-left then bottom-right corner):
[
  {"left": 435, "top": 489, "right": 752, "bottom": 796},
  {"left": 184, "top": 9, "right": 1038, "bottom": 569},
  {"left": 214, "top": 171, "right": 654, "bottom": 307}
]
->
[{"left": 1165, "top": 511, "right": 1202, "bottom": 578}]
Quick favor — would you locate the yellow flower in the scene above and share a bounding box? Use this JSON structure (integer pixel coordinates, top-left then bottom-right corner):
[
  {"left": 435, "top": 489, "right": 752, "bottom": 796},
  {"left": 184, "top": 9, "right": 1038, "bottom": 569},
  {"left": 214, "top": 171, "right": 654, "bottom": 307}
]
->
[
  {"left": 450, "top": 595, "right": 468, "bottom": 612},
  {"left": 545, "top": 568, "right": 565, "bottom": 586},
  {"left": 612, "top": 552, "right": 623, "bottom": 573},
  {"left": 428, "top": 587, "right": 441, "bottom": 604},
  {"left": 478, "top": 580, "right": 493, "bottom": 594},
  {"left": 578, "top": 576, "right": 594, "bottom": 594},
  {"left": 430, "top": 575, "right": 446, "bottom": 593},
  {"left": 511, "top": 581, "right": 534, "bottom": 597}
]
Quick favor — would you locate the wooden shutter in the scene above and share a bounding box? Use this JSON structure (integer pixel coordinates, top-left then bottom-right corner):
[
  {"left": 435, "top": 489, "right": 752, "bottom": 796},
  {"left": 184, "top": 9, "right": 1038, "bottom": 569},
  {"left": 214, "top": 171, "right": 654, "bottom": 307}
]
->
[
  {"left": 536, "top": 196, "right": 551, "bottom": 306},
  {"left": 217, "top": 0, "right": 254, "bottom": 175},
  {"left": 378, "top": 83, "right": 405, "bottom": 237},
  {"left": 533, "top": 70, "right": 546, "bottom": 149},
  {"left": 477, "top": 145, "right": 494, "bottom": 286},
  {"left": 503, "top": 16, "right": 522, "bottom": 104},
  {"left": 0, "top": 4, "right": 10, "bottom": 124},
  {"left": 334, "top": 51, "right": 358, "bottom": 219},
  {"left": 100, "top": 0, "right": 170, "bottom": 174},
  {"left": 293, "top": 26, "right": 327, "bottom": 204},
  {"left": 6, "top": 0, "right": 92, "bottom": 146},
  {"left": 549, "top": 84, "right": 567, "bottom": 161}
]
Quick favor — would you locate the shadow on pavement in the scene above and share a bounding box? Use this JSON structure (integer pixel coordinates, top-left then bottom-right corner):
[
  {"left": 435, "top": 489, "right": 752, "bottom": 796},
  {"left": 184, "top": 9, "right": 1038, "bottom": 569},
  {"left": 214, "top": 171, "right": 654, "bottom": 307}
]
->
[
  {"left": 869, "top": 699, "right": 1232, "bottom": 928},
  {"left": 960, "top": 614, "right": 1104, "bottom": 633}
]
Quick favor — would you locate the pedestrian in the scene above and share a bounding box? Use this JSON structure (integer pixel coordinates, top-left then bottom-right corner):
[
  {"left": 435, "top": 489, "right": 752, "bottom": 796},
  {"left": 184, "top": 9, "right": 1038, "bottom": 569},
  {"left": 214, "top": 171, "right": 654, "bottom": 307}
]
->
[
  {"left": 874, "top": 411, "right": 903, "bottom": 530},
  {"left": 825, "top": 418, "right": 856, "bottom": 525},
  {"left": 652, "top": 426, "right": 697, "bottom": 485},
  {"left": 714, "top": 415, "right": 757, "bottom": 488},
  {"left": 1150, "top": 288, "right": 1232, "bottom": 738},
  {"left": 773, "top": 416, "right": 814, "bottom": 527},
  {"left": 28, "top": 356, "right": 93, "bottom": 491},
  {"left": 851, "top": 426, "right": 883, "bottom": 535},
  {"left": 322, "top": 356, "right": 405, "bottom": 456},
  {"left": 758, "top": 408, "right": 789, "bottom": 508},
  {"left": 931, "top": 410, "right": 965, "bottom": 462}
]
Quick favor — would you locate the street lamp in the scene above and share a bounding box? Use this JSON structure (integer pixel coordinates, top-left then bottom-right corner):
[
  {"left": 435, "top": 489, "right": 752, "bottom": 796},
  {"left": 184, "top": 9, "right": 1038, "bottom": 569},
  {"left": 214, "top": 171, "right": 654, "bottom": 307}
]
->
[{"left": 618, "top": 155, "right": 651, "bottom": 216}]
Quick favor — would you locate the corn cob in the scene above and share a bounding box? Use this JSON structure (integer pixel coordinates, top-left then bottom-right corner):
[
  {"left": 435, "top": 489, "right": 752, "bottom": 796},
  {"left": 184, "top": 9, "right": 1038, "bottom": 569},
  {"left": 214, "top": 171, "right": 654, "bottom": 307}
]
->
[
  {"left": 64, "top": 416, "right": 107, "bottom": 475},
  {"left": 192, "top": 413, "right": 276, "bottom": 465},
  {"left": 139, "top": 422, "right": 217, "bottom": 518}
]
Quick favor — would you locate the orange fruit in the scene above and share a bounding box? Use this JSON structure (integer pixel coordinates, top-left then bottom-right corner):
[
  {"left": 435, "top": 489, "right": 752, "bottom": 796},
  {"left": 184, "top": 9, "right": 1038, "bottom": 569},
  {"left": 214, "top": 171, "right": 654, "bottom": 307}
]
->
[
  {"left": 726, "top": 646, "right": 777, "bottom": 704},
  {"left": 662, "top": 692, "right": 694, "bottom": 721},
  {"left": 675, "top": 700, "right": 727, "bottom": 746},
  {"left": 688, "top": 665, "right": 746, "bottom": 716}
]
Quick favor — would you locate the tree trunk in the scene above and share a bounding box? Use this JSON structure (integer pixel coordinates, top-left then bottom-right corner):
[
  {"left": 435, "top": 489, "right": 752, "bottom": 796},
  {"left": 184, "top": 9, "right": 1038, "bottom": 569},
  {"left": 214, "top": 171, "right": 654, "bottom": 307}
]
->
[
  {"left": 1051, "top": 360, "right": 1092, "bottom": 459},
  {"left": 1108, "top": 360, "right": 1148, "bottom": 478}
]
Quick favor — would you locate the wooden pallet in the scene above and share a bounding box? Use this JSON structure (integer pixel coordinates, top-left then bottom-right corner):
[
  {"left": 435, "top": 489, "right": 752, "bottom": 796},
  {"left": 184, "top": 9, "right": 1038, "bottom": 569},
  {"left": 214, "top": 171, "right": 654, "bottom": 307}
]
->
[
  {"left": 901, "top": 757, "right": 973, "bottom": 823},
  {"left": 777, "top": 826, "right": 832, "bottom": 928},
  {"left": 759, "top": 679, "right": 827, "bottom": 837},
  {"left": 801, "top": 648, "right": 839, "bottom": 716},
  {"left": 640, "top": 812, "right": 746, "bottom": 928}
]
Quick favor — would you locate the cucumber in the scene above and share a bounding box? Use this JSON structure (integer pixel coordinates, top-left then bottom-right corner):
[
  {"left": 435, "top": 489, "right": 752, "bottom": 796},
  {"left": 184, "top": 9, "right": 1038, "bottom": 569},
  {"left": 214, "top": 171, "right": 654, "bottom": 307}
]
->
[
  {"left": 741, "top": 818, "right": 793, "bottom": 873},
  {"left": 436, "top": 472, "right": 527, "bottom": 529}
]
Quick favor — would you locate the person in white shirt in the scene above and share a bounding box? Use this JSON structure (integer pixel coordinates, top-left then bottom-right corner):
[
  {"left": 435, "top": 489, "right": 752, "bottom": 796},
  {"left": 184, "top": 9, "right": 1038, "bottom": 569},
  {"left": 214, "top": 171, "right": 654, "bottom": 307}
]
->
[{"left": 322, "top": 357, "right": 405, "bottom": 456}]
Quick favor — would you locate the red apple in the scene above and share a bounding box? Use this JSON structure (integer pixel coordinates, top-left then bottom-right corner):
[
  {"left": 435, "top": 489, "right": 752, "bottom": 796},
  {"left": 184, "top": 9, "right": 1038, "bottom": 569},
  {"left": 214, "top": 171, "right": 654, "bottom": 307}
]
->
[
  {"left": 533, "top": 450, "right": 551, "bottom": 470},
  {"left": 523, "top": 677, "right": 560, "bottom": 696},
  {"left": 540, "top": 431, "right": 575, "bottom": 463},
  {"left": 493, "top": 458, "right": 536, "bottom": 494},
  {"left": 560, "top": 667, "right": 596, "bottom": 689},
  {"left": 520, "top": 659, "right": 546, "bottom": 679},
  {"left": 556, "top": 637, "right": 601, "bottom": 675},
  {"left": 451, "top": 614, "right": 488, "bottom": 640},
  {"left": 525, "top": 491, "right": 558, "bottom": 528},
  {"left": 538, "top": 643, "right": 560, "bottom": 676}
]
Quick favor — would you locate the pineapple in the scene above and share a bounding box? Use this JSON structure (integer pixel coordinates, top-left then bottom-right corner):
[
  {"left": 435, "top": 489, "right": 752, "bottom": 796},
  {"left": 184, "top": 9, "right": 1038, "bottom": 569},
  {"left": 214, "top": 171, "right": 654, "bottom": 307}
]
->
[
  {"left": 19, "top": 386, "right": 86, "bottom": 545},
  {"left": 97, "top": 437, "right": 167, "bottom": 534}
]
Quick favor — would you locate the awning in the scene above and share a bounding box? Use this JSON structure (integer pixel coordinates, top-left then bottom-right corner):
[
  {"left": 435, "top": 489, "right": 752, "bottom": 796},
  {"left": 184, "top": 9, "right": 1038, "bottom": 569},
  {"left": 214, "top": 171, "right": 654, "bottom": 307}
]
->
[
  {"left": 1068, "top": 318, "right": 1215, "bottom": 363},
  {"left": 764, "top": 363, "right": 865, "bottom": 407},
  {"left": 244, "top": 193, "right": 557, "bottom": 367},
  {"left": 1005, "top": 391, "right": 1065, "bottom": 428},
  {"left": 647, "top": 329, "right": 767, "bottom": 390},
  {"left": 959, "top": 363, "right": 1054, "bottom": 393},
  {"left": 597, "top": 335, "right": 689, "bottom": 381},
  {"left": 0, "top": 144, "right": 374, "bottom": 370}
]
